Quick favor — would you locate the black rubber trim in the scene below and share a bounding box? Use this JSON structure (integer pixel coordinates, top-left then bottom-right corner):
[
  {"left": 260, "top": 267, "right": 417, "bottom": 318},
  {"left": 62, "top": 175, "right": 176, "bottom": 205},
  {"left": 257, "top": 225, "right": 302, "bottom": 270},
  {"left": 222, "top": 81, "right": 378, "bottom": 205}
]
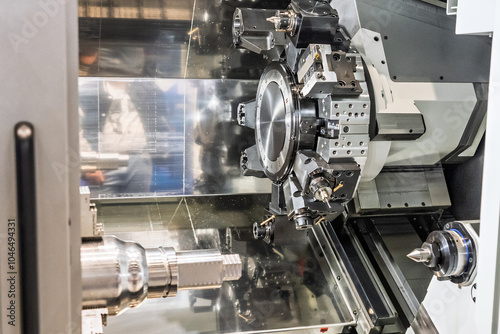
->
[
  {"left": 15, "top": 122, "right": 40, "bottom": 334},
  {"left": 361, "top": 58, "right": 378, "bottom": 140}
]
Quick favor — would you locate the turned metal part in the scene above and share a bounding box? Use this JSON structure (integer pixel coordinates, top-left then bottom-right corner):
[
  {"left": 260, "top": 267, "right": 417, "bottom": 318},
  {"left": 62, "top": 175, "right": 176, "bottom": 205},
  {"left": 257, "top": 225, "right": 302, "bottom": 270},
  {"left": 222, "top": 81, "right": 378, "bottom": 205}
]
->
[{"left": 81, "top": 236, "right": 242, "bottom": 315}]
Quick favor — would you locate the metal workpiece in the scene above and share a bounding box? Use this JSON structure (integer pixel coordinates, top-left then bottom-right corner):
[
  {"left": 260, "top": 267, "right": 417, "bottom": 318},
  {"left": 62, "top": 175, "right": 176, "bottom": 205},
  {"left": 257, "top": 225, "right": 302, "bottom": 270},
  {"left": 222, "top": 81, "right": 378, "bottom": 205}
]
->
[
  {"left": 407, "top": 222, "right": 478, "bottom": 286},
  {"left": 222, "top": 254, "right": 243, "bottom": 281},
  {"left": 80, "top": 152, "right": 129, "bottom": 173},
  {"left": 81, "top": 236, "right": 242, "bottom": 315},
  {"left": 81, "top": 236, "right": 149, "bottom": 315},
  {"left": 175, "top": 249, "right": 241, "bottom": 290},
  {"left": 144, "top": 247, "right": 176, "bottom": 298}
]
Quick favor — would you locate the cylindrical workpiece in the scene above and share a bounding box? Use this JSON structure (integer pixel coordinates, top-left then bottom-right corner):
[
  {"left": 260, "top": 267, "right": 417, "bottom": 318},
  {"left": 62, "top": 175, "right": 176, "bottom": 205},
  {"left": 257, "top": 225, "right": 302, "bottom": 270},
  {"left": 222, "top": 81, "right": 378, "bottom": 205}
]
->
[
  {"left": 144, "top": 247, "right": 175, "bottom": 298},
  {"left": 82, "top": 236, "right": 242, "bottom": 315},
  {"left": 145, "top": 248, "right": 243, "bottom": 294},
  {"left": 81, "top": 236, "right": 148, "bottom": 315}
]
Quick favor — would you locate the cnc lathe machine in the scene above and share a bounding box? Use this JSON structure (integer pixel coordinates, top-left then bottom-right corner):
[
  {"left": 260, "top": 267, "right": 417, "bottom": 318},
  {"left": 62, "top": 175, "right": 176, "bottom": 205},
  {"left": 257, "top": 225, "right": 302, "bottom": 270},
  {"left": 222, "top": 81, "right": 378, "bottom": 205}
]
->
[{"left": 1, "top": 0, "right": 500, "bottom": 334}]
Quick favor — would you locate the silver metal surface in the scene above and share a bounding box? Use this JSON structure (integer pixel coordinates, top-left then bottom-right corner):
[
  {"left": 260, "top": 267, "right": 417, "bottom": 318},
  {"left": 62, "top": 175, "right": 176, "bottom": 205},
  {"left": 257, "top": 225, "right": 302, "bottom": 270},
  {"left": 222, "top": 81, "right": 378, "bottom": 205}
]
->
[
  {"left": 260, "top": 82, "right": 287, "bottom": 161},
  {"left": 408, "top": 222, "right": 478, "bottom": 286},
  {"left": 146, "top": 247, "right": 242, "bottom": 296},
  {"left": 426, "top": 230, "right": 469, "bottom": 277},
  {"left": 255, "top": 63, "right": 296, "bottom": 181},
  {"left": 144, "top": 247, "right": 175, "bottom": 298},
  {"left": 81, "top": 236, "right": 149, "bottom": 315},
  {"left": 222, "top": 253, "right": 242, "bottom": 281},
  {"left": 176, "top": 250, "right": 237, "bottom": 290},
  {"left": 410, "top": 305, "right": 439, "bottom": 334},
  {"left": 407, "top": 248, "right": 432, "bottom": 263},
  {"left": 187, "top": 252, "right": 218, "bottom": 286},
  {"left": 354, "top": 169, "right": 451, "bottom": 213},
  {"left": 316, "top": 64, "right": 371, "bottom": 165},
  {"left": 82, "top": 235, "right": 242, "bottom": 315}
]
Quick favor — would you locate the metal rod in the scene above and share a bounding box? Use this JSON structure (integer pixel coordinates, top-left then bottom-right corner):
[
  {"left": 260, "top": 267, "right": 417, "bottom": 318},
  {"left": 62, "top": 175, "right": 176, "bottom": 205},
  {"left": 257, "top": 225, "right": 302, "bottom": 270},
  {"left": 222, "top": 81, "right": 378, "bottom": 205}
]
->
[{"left": 15, "top": 122, "right": 40, "bottom": 334}]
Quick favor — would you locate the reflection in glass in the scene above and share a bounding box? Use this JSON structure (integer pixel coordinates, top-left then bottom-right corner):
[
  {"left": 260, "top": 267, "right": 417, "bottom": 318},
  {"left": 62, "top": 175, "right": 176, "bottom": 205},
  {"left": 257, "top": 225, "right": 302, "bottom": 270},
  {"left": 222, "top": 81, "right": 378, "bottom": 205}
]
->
[
  {"left": 79, "top": 77, "right": 269, "bottom": 198},
  {"left": 97, "top": 196, "right": 355, "bottom": 333}
]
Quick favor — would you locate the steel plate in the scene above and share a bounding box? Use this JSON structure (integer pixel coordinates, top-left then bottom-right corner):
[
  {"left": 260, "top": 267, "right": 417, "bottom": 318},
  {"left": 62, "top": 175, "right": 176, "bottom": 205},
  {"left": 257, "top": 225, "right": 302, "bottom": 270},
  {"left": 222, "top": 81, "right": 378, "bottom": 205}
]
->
[{"left": 255, "top": 62, "right": 298, "bottom": 182}]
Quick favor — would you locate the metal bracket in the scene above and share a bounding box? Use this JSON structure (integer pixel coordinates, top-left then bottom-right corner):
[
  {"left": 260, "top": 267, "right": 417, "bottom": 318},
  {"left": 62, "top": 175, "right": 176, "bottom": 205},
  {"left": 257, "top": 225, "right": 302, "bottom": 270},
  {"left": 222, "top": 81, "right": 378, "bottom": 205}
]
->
[{"left": 80, "top": 186, "right": 102, "bottom": 237}]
